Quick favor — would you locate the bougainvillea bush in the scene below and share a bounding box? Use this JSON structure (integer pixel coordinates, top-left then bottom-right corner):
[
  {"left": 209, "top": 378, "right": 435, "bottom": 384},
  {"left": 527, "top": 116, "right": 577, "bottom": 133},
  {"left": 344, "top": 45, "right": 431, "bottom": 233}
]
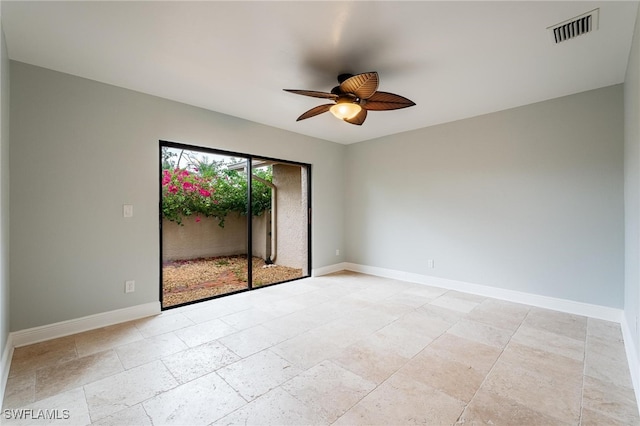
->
[{"left": 162, "top": 164, "right": 272, "bottom": 227}]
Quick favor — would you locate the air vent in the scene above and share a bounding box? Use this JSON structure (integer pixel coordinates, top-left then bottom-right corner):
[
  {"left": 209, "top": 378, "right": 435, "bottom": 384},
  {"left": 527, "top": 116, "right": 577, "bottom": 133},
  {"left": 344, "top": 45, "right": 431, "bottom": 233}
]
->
[{"left": 548, "top": 9, "right": 599, "bottom": 44}]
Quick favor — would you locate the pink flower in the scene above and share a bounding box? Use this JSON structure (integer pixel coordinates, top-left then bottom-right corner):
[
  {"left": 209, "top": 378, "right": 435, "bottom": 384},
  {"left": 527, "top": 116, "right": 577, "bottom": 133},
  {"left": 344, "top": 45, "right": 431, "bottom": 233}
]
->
[
  {"left": 174, "top": 169, "right": 189, "bottom": 181},
  {"left": 199, "top": 189, "right": 211, "bottom": 197},
  {"left": 168, "top": 185, "right": 178, "bottom": 194},
  {"left": 195, "top": 216, "right": 201, "bottom": 223},
  {"left": 161, "top": 170, "right": 172, "bottom": 186},
  {"left": 183, "top": 182, "right": 195, "bottom": 191}
]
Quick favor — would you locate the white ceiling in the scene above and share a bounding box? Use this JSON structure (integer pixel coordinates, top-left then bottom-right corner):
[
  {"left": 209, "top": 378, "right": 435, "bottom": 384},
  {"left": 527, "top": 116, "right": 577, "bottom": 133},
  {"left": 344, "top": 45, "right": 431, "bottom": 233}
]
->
[{"left": 2, "top": 1, "right": 638, "bottom": 144}]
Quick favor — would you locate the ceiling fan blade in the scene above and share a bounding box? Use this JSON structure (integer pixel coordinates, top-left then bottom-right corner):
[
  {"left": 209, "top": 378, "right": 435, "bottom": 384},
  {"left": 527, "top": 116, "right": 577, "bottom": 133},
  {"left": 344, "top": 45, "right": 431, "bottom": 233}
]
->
[
  {"left": 283, "top": 89, "right": 338, "bottom": 100},
  {"left": 344, "top": 108, "right": 367, "bottom": 126},
  {"left": 296, "top": 104, "right": 333, "bottom": 121},
  {"left": 339, "top": 72, "right": 379, "bottom": 99},
  {"left": 363, "top": 91, "right": 416, "bottom": 111}
]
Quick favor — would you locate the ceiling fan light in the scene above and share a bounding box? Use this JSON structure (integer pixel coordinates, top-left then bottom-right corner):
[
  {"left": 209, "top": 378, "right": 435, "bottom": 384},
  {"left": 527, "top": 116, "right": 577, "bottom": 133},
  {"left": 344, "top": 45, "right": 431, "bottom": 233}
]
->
[{"left": 330, "top": 102, "right": 361, "bottom": 120}]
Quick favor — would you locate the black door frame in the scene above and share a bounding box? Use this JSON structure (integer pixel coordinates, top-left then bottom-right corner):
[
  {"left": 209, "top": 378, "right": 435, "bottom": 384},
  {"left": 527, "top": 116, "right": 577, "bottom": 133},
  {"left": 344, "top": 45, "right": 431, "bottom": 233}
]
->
[{"left": 159, "top": 140, "right": 312, "bottom": 310}]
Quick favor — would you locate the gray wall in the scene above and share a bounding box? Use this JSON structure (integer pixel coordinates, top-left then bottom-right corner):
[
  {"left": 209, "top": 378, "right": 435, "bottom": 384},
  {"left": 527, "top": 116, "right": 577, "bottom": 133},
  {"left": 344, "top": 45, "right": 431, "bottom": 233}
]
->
[
  {"left": 9, "top": 62, "right": 345, "bottom": 331},
  {"left": 345, "top": 85, "right": 625, "bottom": 308},
  {"left": 625, "top": 6, "right": 640, "bottom": 368},
  {"left": 6, "top": 58, "right": 630, "bottom": 331},
  {"left": 0, "top": 21, "right": 10, "bottom": 360}
]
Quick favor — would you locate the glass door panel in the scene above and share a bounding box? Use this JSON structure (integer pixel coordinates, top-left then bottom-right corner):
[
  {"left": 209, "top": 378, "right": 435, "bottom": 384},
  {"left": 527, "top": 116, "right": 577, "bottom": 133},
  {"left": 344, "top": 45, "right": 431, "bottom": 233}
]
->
[
  {"left": 250, "top": 160, "right": 310, "bottom": 288},
  {"left": 161, "top": 145, "right": 250, "bottom": 308}
]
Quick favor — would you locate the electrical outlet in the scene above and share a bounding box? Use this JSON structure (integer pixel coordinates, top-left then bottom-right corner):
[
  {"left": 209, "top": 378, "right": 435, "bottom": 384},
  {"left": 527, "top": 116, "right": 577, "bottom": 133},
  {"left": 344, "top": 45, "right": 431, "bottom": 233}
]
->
[
  {"left": 336, "top": 249, "right": 340, "bottom": 256},
  {"left": 428, "top": 259, "right": 435, "bottom": 269},
  {"left": 123, "top": 204, "right": 134, "bottom": 218},
  {"left": 125, "top": 280, "right": 135, "bottom": 293}
]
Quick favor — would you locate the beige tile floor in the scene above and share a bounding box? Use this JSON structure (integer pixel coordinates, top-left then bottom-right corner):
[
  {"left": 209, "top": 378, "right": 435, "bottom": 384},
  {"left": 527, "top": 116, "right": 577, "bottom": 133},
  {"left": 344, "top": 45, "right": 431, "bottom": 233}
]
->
[{"left": 2, "top": 271, "right": 639, "bottom": 425}]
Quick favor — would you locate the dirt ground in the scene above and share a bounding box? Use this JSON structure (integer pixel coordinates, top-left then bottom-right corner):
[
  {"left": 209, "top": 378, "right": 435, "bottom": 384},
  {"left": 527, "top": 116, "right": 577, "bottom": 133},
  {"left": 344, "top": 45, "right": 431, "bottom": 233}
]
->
[{"left": 162, "top": 255, "right": 302, "bottom": 307}]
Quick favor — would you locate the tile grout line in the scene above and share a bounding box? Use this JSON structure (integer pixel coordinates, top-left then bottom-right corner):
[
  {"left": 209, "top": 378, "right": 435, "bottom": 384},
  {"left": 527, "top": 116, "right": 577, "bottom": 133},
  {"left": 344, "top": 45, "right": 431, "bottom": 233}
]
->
[
  {"left": 454, "top": 307, "right": 531, "bottom": 424},
  {"left": 328, "top": 297, "right": 467, "bottom": 425},
  {"left": 453, "top": 319, "right": 513, "bottom": 422},
  {"left": 275, "top": 362, "right": 334, "bottom": 424},
  {"left": 80, "top": 385, "right": 92, "bottom": 424},
  {"left": 141, "top": 402, "right": 155, "bottom": 426},
  {"left": 578, "top": 321, "right": 589, "bottom": 426},
  {"left": 92, "top": 337, "right": 244, "bottom": 423},
  {"left": 288, "top": 296, "right": 436, "bottom": 425},
  {"left": 336, "top": 292, "right": 495, "bottom": 422}
]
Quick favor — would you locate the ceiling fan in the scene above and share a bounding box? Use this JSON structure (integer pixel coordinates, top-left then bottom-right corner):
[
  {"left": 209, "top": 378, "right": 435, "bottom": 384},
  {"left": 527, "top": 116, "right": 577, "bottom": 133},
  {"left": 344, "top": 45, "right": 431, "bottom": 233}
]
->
[{"left": 284, "top": 72, "right": 416, "bottom": 126}]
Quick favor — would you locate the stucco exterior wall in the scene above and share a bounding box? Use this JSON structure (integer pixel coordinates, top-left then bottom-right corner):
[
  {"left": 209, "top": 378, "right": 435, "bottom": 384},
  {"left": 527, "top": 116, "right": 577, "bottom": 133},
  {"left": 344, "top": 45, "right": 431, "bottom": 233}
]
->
[
  {"left": 253, "top": 211, "right": 270, "bottom": 261},
  {"left": 162, "top": 213, "right": 269, "bottom": 261},
  {"left": 273, "top": 164, "right": 308, "bottom": 273}
]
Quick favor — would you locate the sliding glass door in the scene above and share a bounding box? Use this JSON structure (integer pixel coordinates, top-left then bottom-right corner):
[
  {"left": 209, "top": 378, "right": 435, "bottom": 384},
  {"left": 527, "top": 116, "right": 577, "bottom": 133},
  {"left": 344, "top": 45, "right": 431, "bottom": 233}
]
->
[{"left": 160, "top": 142, "right": 311, "bottom": 309}]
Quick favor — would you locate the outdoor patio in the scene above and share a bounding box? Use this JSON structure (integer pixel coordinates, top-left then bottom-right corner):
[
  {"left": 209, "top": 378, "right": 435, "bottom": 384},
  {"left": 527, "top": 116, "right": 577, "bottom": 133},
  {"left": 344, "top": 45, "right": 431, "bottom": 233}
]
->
[{"left": 162, "top": 255, "right": 303, "bottom": 307}]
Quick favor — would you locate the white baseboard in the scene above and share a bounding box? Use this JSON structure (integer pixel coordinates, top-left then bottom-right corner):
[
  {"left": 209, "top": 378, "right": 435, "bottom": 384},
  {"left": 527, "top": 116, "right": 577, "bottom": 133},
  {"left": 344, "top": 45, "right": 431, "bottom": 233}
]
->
[
  {"left": 1, "top": 302, "right": 160, "bottom": 406},
  {"left": 621, "top": 315, "right": 640, "bottom": 410},
  {"left": 10, "top": 302, "right": 161, "bottom": 348},
  {"left": 343, "top": 262, "right": 623, "bottom": 322},
  {"left": 0, "top": 333, "right": 14, "bottom": 407},
  {"left": 312, "top": 262, "right": 348, "bottom": 277}
]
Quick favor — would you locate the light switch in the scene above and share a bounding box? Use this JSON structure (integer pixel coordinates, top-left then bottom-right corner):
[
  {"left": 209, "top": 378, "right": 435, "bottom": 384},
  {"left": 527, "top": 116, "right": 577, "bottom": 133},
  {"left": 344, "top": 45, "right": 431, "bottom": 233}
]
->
[{"left": 123, "top": 204, "right": 134, "bottom": 218}]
